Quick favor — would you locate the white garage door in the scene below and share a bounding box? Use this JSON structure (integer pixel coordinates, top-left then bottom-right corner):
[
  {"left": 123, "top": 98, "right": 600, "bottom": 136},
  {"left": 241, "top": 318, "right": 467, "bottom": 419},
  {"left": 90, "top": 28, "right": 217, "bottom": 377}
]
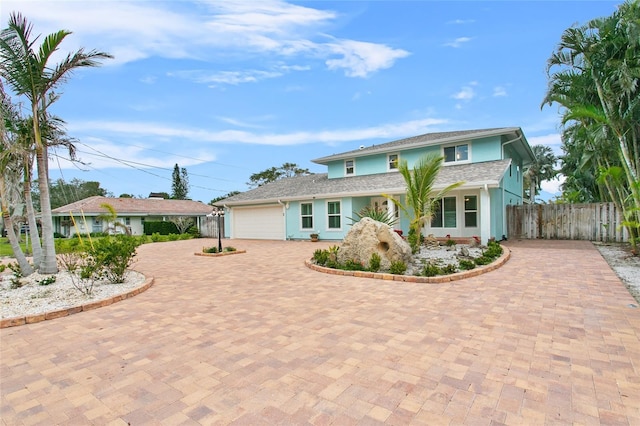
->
[{"left": 232, "top": 205, "right": 285, "bottom": 240}]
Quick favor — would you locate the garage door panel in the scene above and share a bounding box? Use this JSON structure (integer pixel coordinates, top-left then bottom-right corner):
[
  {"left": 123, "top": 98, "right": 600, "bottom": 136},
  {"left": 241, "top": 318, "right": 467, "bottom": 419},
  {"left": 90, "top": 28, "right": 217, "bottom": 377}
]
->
[{"left": 233, "top": 206, "right": 284, "bottom": 240}]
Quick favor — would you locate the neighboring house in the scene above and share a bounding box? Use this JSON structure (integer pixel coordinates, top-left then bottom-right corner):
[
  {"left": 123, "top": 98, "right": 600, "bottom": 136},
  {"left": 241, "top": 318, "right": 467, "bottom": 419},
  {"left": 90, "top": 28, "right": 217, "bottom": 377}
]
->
[
  {"left": 51, "top": 196, "right": 214, "bottom": 237},
  {"left": 218, "top": 127, "right": 535, "bottom": 243}
]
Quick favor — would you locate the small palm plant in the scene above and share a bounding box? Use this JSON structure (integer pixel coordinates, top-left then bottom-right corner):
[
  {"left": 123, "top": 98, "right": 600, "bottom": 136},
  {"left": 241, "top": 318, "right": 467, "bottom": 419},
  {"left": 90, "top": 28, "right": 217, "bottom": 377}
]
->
[
  {"left": 348, "top": 205, "right": 398, "bottom": 227},
  {"left": 384, "top": 153, "right": 464, "bottom": 253}
]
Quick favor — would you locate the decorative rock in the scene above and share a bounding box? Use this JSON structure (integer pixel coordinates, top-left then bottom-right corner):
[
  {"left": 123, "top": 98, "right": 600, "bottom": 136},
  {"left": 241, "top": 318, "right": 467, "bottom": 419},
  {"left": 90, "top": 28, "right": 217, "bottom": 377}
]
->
[
  {"left": 338, "top": 217, "right": 413, "bottom": 270},
  {"left": 424, "top": 234, "right": 440, "bottom": 249}
]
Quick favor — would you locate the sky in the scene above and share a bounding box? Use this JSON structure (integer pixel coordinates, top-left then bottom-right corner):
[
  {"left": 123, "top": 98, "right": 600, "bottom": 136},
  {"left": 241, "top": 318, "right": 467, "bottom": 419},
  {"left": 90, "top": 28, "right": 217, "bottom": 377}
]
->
[{"left": 1, "top": 0, "right": 623, "bottom": 204}]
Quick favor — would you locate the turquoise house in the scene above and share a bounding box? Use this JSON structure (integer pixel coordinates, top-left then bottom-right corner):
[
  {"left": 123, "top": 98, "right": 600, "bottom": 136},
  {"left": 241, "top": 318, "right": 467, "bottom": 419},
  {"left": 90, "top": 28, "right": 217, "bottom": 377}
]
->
[{"left": 219, "top": 127, "right": 534, "bottom": 244}]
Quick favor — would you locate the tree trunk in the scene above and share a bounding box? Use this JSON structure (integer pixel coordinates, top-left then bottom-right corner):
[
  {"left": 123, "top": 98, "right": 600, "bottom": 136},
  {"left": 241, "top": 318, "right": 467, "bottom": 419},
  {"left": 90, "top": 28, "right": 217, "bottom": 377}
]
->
[
  {"left": 23, "top": 167, "right": 42, "bottom": 267},
  {"left": 0, "top": 176, "right": 33, "bottom": 276},
  {"left": 35, "top": 144, "right": 58, "bottom": 273}
]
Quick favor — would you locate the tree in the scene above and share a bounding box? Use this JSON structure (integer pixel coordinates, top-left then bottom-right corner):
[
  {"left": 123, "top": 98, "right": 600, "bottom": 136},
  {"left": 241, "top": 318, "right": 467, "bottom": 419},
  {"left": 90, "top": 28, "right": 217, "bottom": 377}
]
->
[
  {"left": 170, "top": 216, "right": 193, "bottom": 234},
  {"left": 171, "top": 163, "right": 189, "bottom": 200},
  {"left": 524, "top": 145, "right": 558, "bottom": 202},
  {"left": 385, "top": 154, "right": 463, "bottom": 253},
  {"left": 0, "top": 12, "right": 112, "bottom": 273},
  {"left": 247, "top": 163, "right": 310, "bottom": 188},
  {"left": 542, "top": 0, "right": 640, "bottom": 252},
  {"left": 49, "top": 178, "right": 108, "bottom": 209},
  {"left": 209, "top": 191, "right": 240, "bottom": 205},
  {"left": 0, "top": 86, "right": 33, "bottom": 275}
]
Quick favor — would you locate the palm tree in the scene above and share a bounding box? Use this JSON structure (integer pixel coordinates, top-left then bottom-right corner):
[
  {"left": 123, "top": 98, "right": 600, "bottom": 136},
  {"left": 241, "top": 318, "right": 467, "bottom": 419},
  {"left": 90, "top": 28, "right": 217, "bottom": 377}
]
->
[
  {"left": 0, "top": 12, "right": 112, "bottom": 273},
  {"left": 385, "top": 153, "right": 463, "bottom": 252},
  {"left": 543, "top": 0, "right": 639, "bottom": 252},
  {"left": 524, "top": 145, "right": 557, "bottom": 202}
]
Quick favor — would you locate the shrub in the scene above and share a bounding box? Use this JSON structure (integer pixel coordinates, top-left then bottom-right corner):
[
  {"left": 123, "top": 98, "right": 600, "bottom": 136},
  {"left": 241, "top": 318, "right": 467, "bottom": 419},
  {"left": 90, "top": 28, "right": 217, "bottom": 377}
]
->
[
  {"left": 167, "top": 233, "right": 179, "bottom": 241},
  {"left": 223, "top": 246, "right": 237, "bottom": 252},
  {"left": 342, "top": 259, "right": 366, "bottom": 271},
  {"left": 58, "top": 252, "right": 97, "bottom": 295},
  {"left": 150, "top": 232, "right": 162, "bottom": 242},
  {"left": 420, "top": 263, "right": 441, "bottom": 277},
  {"left": 441, "top": 264, "right": 457, "bottom": 274},
  {"left": 369, "top": 252, "right": 381, "bottom": 272},
  {"left": 144, "top": 221, "right": 179, "bottom": 235},
  {"left": 484, "top": 241, "right": 503, "bottom": 259},
  {"left": 7, "top": 263, "right": 23, "bottom": 289},
  {"left": 53, "top": 232, "right": 66, "bottom": 239},
  {"left": 312, "top": 249, "right": 329, "bottom": 266},
  {"left": 37, "top": 275, "right": 57, "bottom": 286},
  {"left": 389, "top": 260, "right": 407, "bottom": 275},
  {"left": 446, "top": 239, "right": 457, "bottom": 247},
  {"left": 458, "top": 259, "right": 476, "bottom": 270},
  {"left": 474, "top": 255, "right": 493, "bottom": 266},
  {"left": 88, "top": 235, "right": 140, "bottom": 283},
  {"left": 203, "top": 246, "right": 219, "bottom": 253}
]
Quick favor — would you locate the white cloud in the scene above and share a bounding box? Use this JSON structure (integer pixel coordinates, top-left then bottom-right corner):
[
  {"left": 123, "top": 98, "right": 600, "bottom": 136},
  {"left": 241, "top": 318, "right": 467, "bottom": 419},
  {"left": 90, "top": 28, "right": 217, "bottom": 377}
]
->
[
  {"left": 493, "top": 86, "right": 507, "bottom": 97},
  {"left": 444, "top": 37, "right": 473, "bottom": 48},
  {"left": 541, "top": 174, "right": 565, "bottom": 195},
  {"left": 447, "top": 19, "right": 475, "bottom": 25},
  {"left": 325, "top": 39, "right": 410, "bottom": 78},
  {"left": 452, "top": 85, "right": 476, "bottom": 101},
  {"left": 528, "top": 133, "right": 563, "bottom": 155},
  {"left": 4, "top": 0, "right": 408, "bottom": 78},
  {"left": 65, "top": 117, "right": 448, "bottom": 154}
]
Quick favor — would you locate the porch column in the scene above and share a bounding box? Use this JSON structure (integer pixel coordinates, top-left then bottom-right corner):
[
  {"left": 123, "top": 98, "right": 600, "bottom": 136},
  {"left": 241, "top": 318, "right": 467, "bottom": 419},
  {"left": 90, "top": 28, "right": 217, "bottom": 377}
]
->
[
  {"left": 480, "top": 186, "right": 491, "bottom": 244},
  {"left": 387, "top": 198, "right": 396, "bottom": 224}
]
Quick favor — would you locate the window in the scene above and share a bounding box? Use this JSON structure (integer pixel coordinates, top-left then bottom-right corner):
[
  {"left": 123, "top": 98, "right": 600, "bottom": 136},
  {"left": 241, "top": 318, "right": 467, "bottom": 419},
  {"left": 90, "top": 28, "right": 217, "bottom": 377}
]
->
[
  {"left": 443, "top": 144, "right": 469, "bottom": 163},
  {"left": 464, "top": 196, "right": 477, "bottom": 227},
  {"left": 301, "top": 203, "right": 313, "bottom": 229},
  {"left": 327, "top": 201, "right": 341, "bottom": 229},
  {"left": 125, "top": 217, "right": 131, "bottom": 226},
  {"left": 388, "top": 154, "right": 399, "bottom": 170},
  {"left": 345, "top": 159, "right": 355, "bottom": 176},
  {"left": 431, "top": 197, "right": 457, "bottom": 228}
]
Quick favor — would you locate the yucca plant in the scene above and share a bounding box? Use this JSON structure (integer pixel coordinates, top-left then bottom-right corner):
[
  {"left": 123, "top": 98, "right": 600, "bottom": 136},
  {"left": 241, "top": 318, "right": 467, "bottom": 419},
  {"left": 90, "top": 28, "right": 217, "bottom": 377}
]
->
[{"left": 348, "top": 205, "right": 398, "bottom": 227}]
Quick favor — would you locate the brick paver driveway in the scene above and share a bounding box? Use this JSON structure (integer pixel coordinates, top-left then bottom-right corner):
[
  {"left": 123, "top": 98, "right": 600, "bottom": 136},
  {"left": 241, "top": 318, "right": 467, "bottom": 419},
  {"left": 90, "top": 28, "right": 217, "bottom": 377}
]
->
[{"left": 1, "top": 239, "right": 639, "bottom": 425}]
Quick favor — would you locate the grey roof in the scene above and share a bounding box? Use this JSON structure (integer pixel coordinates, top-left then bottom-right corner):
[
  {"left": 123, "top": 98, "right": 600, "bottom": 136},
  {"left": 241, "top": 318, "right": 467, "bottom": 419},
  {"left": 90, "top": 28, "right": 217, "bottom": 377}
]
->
[
  {"left": 312, "top": 127, "right": 523, "bottom": 164},
  {"left": 220, "top": 159, "right": 512, "bottom": 206}
]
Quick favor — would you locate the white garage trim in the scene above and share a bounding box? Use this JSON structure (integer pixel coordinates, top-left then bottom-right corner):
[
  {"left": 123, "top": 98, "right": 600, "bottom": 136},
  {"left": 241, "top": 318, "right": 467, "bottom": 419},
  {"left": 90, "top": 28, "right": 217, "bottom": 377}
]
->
[{"left": 231, "top": 205, "right": 285, "bottom": 240}]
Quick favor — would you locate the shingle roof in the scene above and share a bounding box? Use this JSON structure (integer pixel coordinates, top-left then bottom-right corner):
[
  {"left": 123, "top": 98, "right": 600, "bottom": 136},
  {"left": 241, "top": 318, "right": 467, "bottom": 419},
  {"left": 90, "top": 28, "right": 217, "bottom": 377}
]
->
[
  {"left": 51, "top": 196, "right": 214, "bottom": 216},
  {"left": 220, "top": 159, "right": 512, "bottom": 206},
  {"left": 312, "top": 127, "right": 520, "bottom": 164}
]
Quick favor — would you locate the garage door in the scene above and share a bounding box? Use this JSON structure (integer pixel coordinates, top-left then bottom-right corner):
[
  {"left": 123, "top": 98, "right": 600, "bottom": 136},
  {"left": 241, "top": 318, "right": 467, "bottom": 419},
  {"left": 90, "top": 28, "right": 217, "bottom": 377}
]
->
[{"left": 232, "top": 205, "right": 285, "bottom": 240}]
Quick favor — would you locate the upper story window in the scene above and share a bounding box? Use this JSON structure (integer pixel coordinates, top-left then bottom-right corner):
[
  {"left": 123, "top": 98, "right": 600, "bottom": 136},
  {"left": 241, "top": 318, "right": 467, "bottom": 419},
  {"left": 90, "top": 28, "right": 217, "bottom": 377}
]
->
[
  {"left": 388, "top": 154, "right": 399, "bottom": 171},
  {"left": 444, "top": 144, "right": 469, "bottom": 163},
  {"left": 345, "top": 159, "right": 355, "bottom": 176}
]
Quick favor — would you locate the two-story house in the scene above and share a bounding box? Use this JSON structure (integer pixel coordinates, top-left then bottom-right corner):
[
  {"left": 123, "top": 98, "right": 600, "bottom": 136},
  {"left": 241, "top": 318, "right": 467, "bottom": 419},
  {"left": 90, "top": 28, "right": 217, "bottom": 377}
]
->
[{"left": 218, "top": 127, "right": 534, "bottom": 243}]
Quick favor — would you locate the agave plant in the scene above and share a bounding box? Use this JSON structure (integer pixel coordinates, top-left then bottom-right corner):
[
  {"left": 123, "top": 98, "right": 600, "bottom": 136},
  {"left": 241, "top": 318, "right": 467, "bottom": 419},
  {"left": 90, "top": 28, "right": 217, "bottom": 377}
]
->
[{"left": 348, "top": 205, "right": 398, "bottom": 227}]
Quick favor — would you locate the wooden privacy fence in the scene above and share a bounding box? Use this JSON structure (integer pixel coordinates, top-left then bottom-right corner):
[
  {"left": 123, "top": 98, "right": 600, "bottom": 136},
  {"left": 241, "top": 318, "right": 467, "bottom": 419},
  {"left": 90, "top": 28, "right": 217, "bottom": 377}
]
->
[
  {"left": 507, "top": 202, "right": 629, "bottom": 243},
  {"left": 199, "top": 216, "right": 224, "bottom": 239}
]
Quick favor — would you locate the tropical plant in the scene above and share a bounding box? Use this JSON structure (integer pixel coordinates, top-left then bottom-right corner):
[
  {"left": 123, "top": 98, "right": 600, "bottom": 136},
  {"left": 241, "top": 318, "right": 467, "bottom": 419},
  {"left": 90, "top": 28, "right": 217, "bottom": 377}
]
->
[
  {"left": 384, "top": 153, "right": 464, "bottom": 253},
  {"left": 98, "top": 203, "right": 131, "bottom": 235},
  {"left": 0, "top": 12, "right": 112, "bottom": 273},
  {"left": 542, "top": 0, "right": 640, "bottom": 253},
  {"left": 348, "top": 205, "right": 398, "bottom": 227},
  {"left": 524, "top": 145, "right": 558, "bottom": 202}
]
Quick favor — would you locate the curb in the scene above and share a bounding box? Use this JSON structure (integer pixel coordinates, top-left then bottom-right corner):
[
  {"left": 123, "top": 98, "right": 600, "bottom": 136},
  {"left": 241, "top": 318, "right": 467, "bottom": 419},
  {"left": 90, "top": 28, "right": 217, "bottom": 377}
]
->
[
  {"left": 0, "top": 276, "right": 155, "bottom": 329},
  {"left": 304, "top": 247, "right": 511, "bottom": 284}
]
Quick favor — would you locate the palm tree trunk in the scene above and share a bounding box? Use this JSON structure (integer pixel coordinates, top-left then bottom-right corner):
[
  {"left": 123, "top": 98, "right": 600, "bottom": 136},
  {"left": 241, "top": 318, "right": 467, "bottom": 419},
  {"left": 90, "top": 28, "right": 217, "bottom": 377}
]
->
[
  {"left": 23, "top": 166, "right": 42, "bottom": 267},
  {"left": 35, "top": 144, "right": 57, "bottom": 273},
  {"left": 0, "top": 178, "right": 33, "bottom": 276}
]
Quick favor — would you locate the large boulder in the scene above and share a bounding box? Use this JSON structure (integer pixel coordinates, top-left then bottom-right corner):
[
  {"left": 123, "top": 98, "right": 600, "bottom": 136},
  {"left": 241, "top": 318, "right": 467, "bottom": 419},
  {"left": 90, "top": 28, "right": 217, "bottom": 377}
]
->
[{"left": 338, "top": 217, "right": 413, "bottom": 271}]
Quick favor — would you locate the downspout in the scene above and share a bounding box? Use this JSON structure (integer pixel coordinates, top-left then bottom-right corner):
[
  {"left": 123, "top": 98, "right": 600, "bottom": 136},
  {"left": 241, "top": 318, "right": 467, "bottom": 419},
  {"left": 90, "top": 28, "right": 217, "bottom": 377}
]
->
[
  {"left": 277, "top": 200, "right": 287, "bottom": 240},
  {"left": 501, "top": 135, "right": 523, "bottom": 160}
]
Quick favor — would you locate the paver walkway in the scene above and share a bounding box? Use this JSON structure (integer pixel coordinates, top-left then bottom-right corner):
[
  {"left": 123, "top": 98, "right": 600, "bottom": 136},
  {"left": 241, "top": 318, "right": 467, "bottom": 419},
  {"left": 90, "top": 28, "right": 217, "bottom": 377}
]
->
[{"left": 1, "top": 239, "right": 639, "bottom": 425}]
